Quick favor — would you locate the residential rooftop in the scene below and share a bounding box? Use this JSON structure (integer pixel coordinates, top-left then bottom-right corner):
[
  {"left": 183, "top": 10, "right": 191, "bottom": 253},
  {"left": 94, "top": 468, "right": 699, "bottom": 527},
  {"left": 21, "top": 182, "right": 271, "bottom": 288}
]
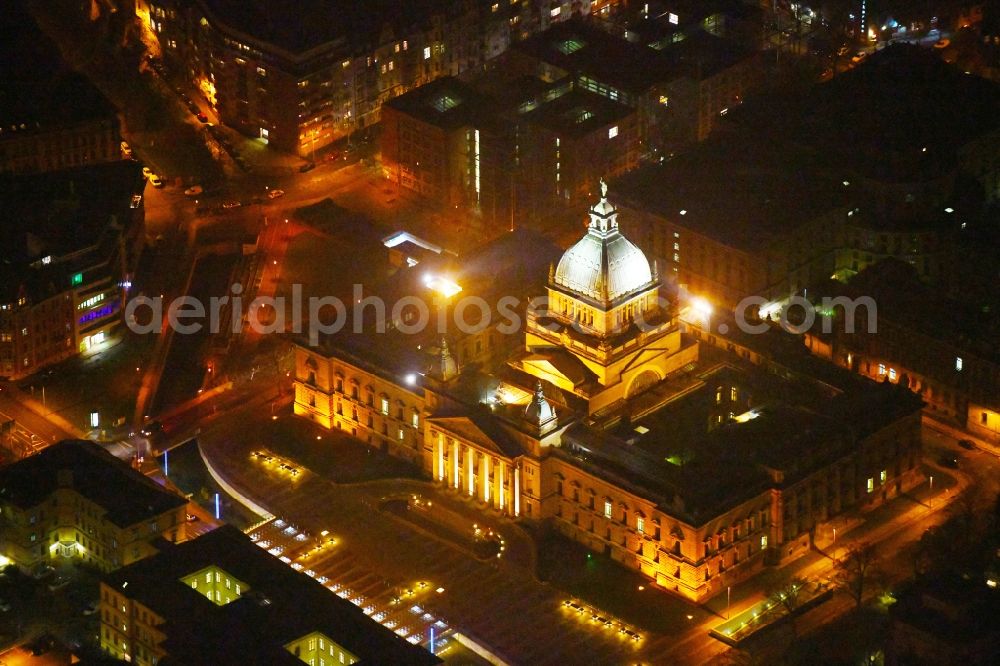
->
[
  {"left": 731, "top": 43, "right": 1000, "bottom": 182},
  {"left": 0, "top": 160, "right": 145, "bottom": 302},
  {"left": 197, "top": 0, "right": 439, "bottom": 57},
  {"left": 0, "top": 440, "right": 186, "bottom": 528},
  {"left": 104, "top": 525, "right": 440, "bottom": 665},
  {"left": 0, "top": 0, "right": 117, "bottom": 132},
  {"left": 614, "top": 132, "right": 849, "bottom": 252}
]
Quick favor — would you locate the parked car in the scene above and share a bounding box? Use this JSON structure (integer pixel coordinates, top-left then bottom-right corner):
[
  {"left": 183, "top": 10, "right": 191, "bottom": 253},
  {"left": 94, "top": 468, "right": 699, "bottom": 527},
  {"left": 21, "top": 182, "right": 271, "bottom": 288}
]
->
[
  {"left": 222, "top": 201, "right": 241, "bottom": 209},
  {"left": 958, "top": 439, "right": 976, "bottom": 450},
  {"left": 267, "top": 189, "right": 285, "bottom": 200},
  {"left": 149, "top": 174, "right": 165, "bottom": 188},
  {"left": 29, "top": 634, "right": 55, "bottom": 655},
  {"left": 31, "top": 564, "right": 55, "bottom": 580},
  {"left": 196, "top": 112, "right": 209, "bottom": 123},
  {"left": 184, "top": 185, "right": 204, "bottom": 197},
  {"left": 48, "top": 575, "right": 70, "bottom": 592},
  {"left": 142, "top": 166, "right": 153, "bottom": 178},
  {"left": 939, "top": 454, "right": 960, "bottom": 469},
  {"left": 141, "top": 420, "right": 163, "bottom": 437},
  {"left": 299, "top": 162, "right": 316, "bottom": 173},
  {"left": 82, "top": 600, "right": 99, "bottom": 616}
]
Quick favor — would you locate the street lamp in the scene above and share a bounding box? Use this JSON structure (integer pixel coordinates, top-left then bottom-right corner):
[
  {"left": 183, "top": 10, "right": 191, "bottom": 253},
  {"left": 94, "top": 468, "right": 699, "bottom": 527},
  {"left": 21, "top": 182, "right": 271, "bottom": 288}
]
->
[{"left": 727, "top": 585, "right": 731, "bottom": 619}]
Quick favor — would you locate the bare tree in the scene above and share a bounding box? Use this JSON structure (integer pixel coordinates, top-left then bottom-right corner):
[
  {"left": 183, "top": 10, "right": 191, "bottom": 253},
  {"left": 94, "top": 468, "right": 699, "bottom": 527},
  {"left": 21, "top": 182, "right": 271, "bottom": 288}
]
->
[
  {"left": 766, "top": 577, "right": 807, "bottom": 637},
  {"left": 835, "top": 542, "right": 880, "bottom": 609}
]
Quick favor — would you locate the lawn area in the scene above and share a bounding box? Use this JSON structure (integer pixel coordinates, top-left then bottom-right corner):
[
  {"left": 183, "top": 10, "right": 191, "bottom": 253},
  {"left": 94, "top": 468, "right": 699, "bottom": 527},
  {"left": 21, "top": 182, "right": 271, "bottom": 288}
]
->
[
  {"left": 529, "top": 525, "right": 709, "bottom": 634},
  {"left": 257, "top": 415, "right": 423, "bottom": 484}
]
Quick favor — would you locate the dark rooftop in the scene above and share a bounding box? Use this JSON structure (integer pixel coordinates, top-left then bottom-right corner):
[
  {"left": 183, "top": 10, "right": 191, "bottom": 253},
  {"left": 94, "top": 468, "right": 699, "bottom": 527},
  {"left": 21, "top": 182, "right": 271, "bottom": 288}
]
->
[
  {"left": 302, "top": 228, "right": 562, "bottom": 398},
  {"left": 615, "top": 132, "right": 849, "bottom": 252},
  {"left": 197, "top": 0, "right": 439, "bottom": 57},
  {"left": 104, "top": 525, "right": 440, "bottom": 665},
  {"left": 835, "top": 258, "right": 1000, "bottom": 368},
  {"left": 560, "top": 350, "right": 921, "bottom": 524},
  {"left": 514, "top": 19, "right": 666, "bottom": 94},
  {"left": 383, "top": 77, "right": 492, "bottom": 131},
  {"left": 0, "top": 0, "right": 117, "bottom": 132},
  {"left": 0, "top": 161, "right": 145, "bottom": 301},
  {"left": 522, "top": 88, "right": 635, "bottom": 138},
  {"left": 0, "top": 440, "right": 186, "bottom": 528},
  {"left": 731, "top": 43, "right": 1000, "bottom": 182}
]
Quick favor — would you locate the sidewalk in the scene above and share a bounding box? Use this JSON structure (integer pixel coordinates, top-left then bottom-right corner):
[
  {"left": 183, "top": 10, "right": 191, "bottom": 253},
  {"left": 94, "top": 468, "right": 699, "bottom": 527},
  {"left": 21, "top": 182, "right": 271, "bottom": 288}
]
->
[
  {"left": 4, "top": 385, "right": 82, "bottom": 439},
  {"left": 923, "top": 414, "right": 1000, "bottom": 457},
  {"left": 707, "top": 469, "right": 965, "bottom": 639}
]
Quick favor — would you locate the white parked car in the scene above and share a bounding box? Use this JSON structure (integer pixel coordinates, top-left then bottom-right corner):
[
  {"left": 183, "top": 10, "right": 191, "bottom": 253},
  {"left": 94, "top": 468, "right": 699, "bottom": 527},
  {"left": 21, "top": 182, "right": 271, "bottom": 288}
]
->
[
  {"left": 184, "top": 185, "right": 203, "bottom": 196},
  {"left": 149, "top": 174, "right": 165, "bottom": 188},
  {"left": 267, "top": 189, "right": 285, "bottom": 200}
]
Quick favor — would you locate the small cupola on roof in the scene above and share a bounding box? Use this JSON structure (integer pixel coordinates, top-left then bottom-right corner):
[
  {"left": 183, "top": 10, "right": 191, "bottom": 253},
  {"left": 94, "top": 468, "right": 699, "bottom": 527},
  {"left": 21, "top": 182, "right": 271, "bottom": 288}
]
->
[
  {"left": 552, "top": 180, "right": 655, "bottom": 304},
  {"left": 524, "top": 382, "right": 558, "bottom": 435}
]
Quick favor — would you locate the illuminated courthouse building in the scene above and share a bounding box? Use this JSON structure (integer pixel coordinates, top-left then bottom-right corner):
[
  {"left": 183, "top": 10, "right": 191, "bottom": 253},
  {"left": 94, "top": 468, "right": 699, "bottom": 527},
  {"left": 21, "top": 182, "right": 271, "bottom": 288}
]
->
[
  {"left": 294, "top": 187, "right": 924, "bottom": 601},
  {"left": 0, "top": 161, "right": 146, "bottom": 379},
  {"left": 0, "top": 440, "right": 187, "bottom": 573},
  {"left": 133, "top": 1, "right": 628, "bottom": 155},
  {"left": 100, "top": 525, "right": 439, "bottom": 665}
]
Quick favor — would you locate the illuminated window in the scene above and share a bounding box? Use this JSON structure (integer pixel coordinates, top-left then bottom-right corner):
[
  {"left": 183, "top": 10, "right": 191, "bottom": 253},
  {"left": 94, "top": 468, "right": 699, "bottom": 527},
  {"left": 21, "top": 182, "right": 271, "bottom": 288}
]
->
[
  {"left": 637, "top": 517, "right": 645, "bottom": 534},
  {"left": 867, "top": 477, "right": 874, "bottom": 493},
  {"left": 760, "top": 535, "right": 767, "bottom": 549},
  {"left": 257, "top": 66, "right": 266, "bottom": 76},
  {"left": 730, "top": 387, "right": 737, "bottom": 401},
  {"left": 888, "top": 368, "right": 897, "bottom": 381},
  {"left": 381, "top": 398, "right": 389, "bottom": 415},
  {"left": 608, "top": 125, "right": 619, "bottom": 139},
  {"left": 880, "top": 470, "right": 886, "bottom": 484},
  {"left": 411, "top": 412, "right": 419, "bottom": 428},
  {"left": 659, "top": 95, "right": 669, "bottom": 106},
  {"left": 550, "top": 7, "right": 561, "bottom": 17},
  {"left": 397, "top": 428, "right": 404, "bottom": 441},
  {"left": 955, "top": 357, "right": 963, "bottom": 372},
  {"left": 492, "top": 3, "right": 499, "bottom": 12},
  {"left": 72, "top": 272, "right": 83, "bottom": 286},
  {"left": 669, "top": 12, "right": 679, "bottom": 24},
  {"left": 423, "top": 46, "right": 431, "bottom": 60},
  {"left": 877, "top": 363, "right": 886, "bottom": 375},
  {"left": 604, "top": 500, "right": 612, "bottom": 519},
  {"left": 715, "top": 386, "right": 722, "bottom": 404},
  {"left": 556, "top": 38, "right": 585, "bottom": 54}
]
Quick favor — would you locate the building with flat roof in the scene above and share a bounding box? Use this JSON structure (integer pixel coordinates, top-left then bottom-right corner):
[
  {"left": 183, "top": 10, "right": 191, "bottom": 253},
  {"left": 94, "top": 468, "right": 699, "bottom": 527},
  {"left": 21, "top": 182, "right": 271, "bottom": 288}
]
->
[
  {"left": 294, "top": 188, "right": 924, "bottom": 601},
  {"left": 136, "top": 1, "right": 627, "bottom": 155},
  {"left": 100, "top": 525, "right": 440, "bottom": 665},
  {"left": 0, "top": 161, "right": 146, "bottom": 379},
  {"left": 0, "top": 440, "right": 188, "bottom": 572},
  {"left": 0, "top": 1, "right": 122, "bottom": 174},
  {"left": 815, "top": 258, "right": 1000, "bottom": 445}
]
